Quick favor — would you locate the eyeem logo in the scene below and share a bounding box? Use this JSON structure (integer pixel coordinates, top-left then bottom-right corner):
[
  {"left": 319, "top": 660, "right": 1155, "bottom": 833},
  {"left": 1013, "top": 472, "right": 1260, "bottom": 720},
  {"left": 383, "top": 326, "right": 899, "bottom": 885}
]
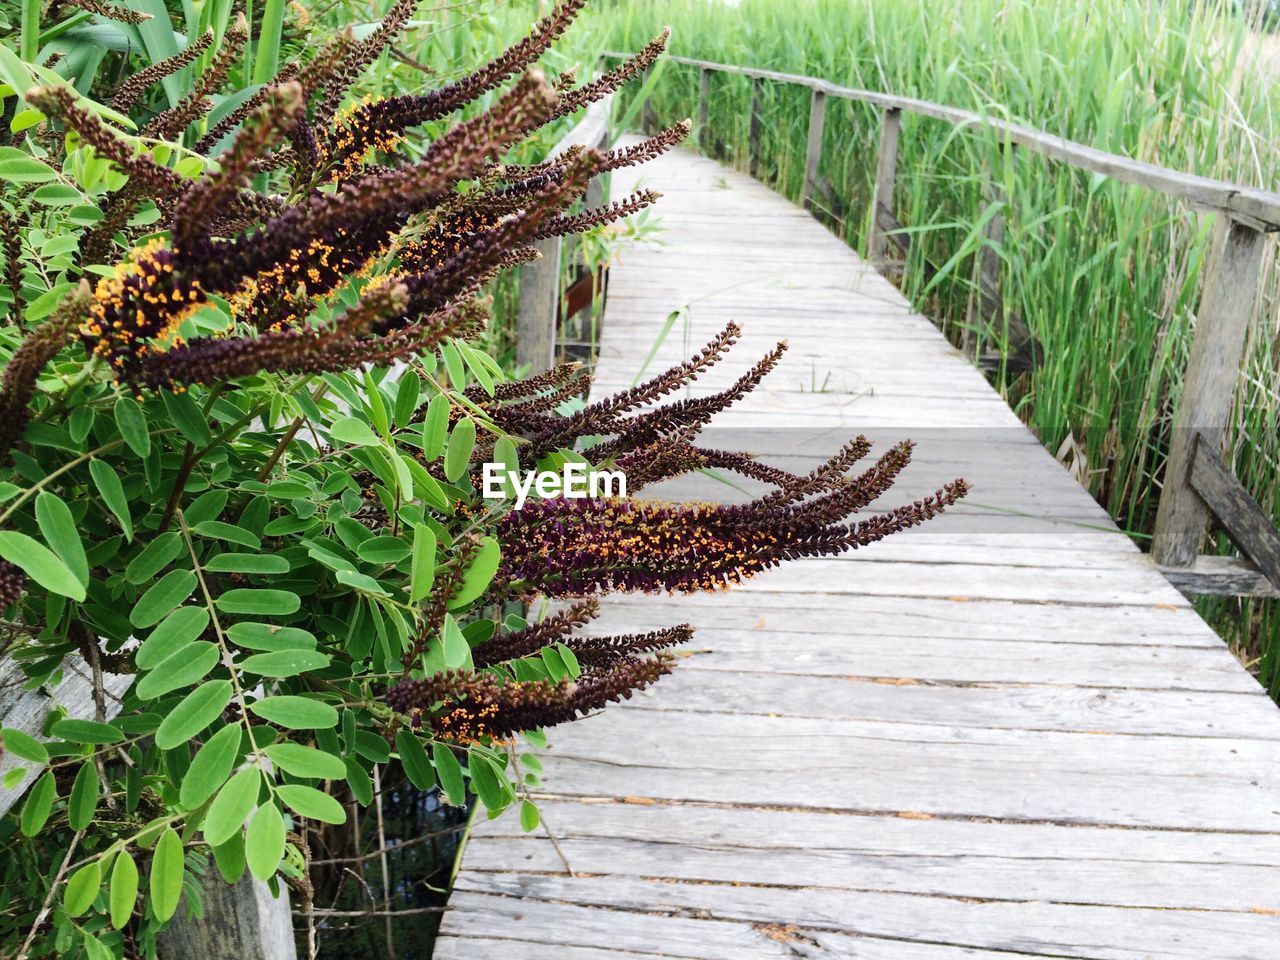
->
[{"left": 482, "top": 461, "right": 626, "bottom": 510}]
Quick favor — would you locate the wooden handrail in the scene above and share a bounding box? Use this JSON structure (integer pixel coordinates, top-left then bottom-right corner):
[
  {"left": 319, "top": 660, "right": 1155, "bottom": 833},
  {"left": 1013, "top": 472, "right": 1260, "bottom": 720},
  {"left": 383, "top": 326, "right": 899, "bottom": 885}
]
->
[{"left": 604, "top": 51, "right": 1280, "bottom": 230}]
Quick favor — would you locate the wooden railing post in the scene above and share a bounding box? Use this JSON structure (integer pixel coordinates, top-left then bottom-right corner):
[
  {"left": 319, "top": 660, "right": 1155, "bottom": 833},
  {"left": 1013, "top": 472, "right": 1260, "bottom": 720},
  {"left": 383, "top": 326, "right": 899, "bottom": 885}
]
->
[
  {"left": 515, "top": 95, "right": 612, "bottom": 375},
  {"left": 963, "top": 177, "right": 1008, "bottom": 359},
  {"left": 698, "top": 68, "right": 711, "bottom": 150},
  {"left": 748, "top": 77, "right": 763, "bottom": 178},
  {"left": 802, "top": 88, "right": 826, "bottom": 209},
  {"left": 1151, "top": 217, "right": 1267, "bottom": 568},
  {"left": 868, "top": 107, "right": 902, "bottom": 266},
  {"left": 640, "top": 68, "right": 656, "bottom": 133}
]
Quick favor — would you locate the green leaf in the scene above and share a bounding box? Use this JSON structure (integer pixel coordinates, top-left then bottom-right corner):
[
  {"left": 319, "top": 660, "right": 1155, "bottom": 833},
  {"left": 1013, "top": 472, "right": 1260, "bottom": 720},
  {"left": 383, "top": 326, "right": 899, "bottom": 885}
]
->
[
  {"left": 180, "top": 723, "right": 241, "bottom": 810},
  {"left": 135, "top": 606, "right": 209, "bottom": 670},
  {"left": 445, "top": 536, "right": 500, "bottom": 610},
  {"left": 51, "top": 717, "right": 122, "bottom": 745},
  {"left": 184, "top": 489, "right": 229, "bottom": 525},
  {"left": 263, "top": 742, "right": 346, "bottom": 779},
  {"left": 68, "top": 761, "right": 99, "bottom": 831},
  {"left": 409, "top": 524, "right": 437, "bottom": 602},
  {"left": 203, "top": 766, "right": 261, "bottom": 846},
  {"left": 329, "top": 417, "right": 380, "bottom": 447},
  {"left": 32, "top": 183, "right": 82, "bottom": 205},
  {"left": 520, "top": 799, "right": 540, "bottom": 833},
  {"left": 396, "top": 730, "right": 435, "bottom": 791},
  {"left": 20, "top": 771, "right": 55, "bottom": 836},
  {"left": 444, "top": 417, "right": 475, "bottom": 483},
  {"left": 275, "top": 784, "right": 345, "bottom": 824},
  {"left": 204, "top": 553, "right": 290, "bottom": 574},
  {"left": 0, "top": 531, "right": 85, "bottom": 601},
  {"left": 114, "top": 396, "right": 150, "bottom": 458},
  {"left": 0, "top": 154, "right": 56, "bottom": 183},
  {"left": 469, "top": 753, "right": 512, "bottom": 813},
  {"left": 155, "top": 680, "right": 234, "bottom": 749},
  {"left": 89, "top": 459, "right": 133, "bottom": 541},
  {"left": 335, "top": 569, "right": 387, "bottom": 595},
  {"left": 191, "top": 520, "right": 261, "bottom": 550},
  {"left": 493, "top": 436, "right": 520, "bottom": 490},
  {"left": 245, "top": 802, "right": 286, "bottom": 881},
  {"left": 214, "top": 588, "right": 300, "bottom": 616},
  {"left": 162, "top": 391, "right": 212, "bottom": 447},
  {"left": 240, "top": 648, "right": 330, "bottom": 678},
  {"left": 393, "top": 371, "right": 421, "bottom": 426},
  {"left": 135, "top": 641, "right": 219, "bottom": 700},
  {"left": 249, "top": 695, "right": 339, "bottom": 730},
  {"left": 109, "top": 850, "right": 138, "bottom": 930},
  {"left": 225, "top": 622, "right": 316, "bottom": 652},
  {"left": 213, "top": 834, "right": 245, "bottom": 884},
  {"left": 433, "top": 743, "right": 465, "bottom": 806},
  {"left": 1, "top": 727, "right": 48, "bottom": 764},
  {"left": 63, "top": 861, "right": 101, "bottom": 917},
  {"left": 125, "top": 532, "right": 183, "bottom": 584},
  {"left": 460, "top": 344, "right": 496, "bottom": 396},
  {"left": 130, "top": 569, "right": 197, "bottom": 628},
  {"left": 356, "top": 535, "right": 410, "bottom": 565},
  {"left": 150, "top": 827, "right": 184, "bottom": 923},
  {"left": 439, "top": 340, "right": 467, "bottom": 389},
  {"left": 35, "top": 492, "right": 88, "bottom": 589},
  {"left": 442, "top": 613, "right": 471, "bottom": 669},
  {"left": 421, "top": 394, "right": 449, "bottom": 460}
]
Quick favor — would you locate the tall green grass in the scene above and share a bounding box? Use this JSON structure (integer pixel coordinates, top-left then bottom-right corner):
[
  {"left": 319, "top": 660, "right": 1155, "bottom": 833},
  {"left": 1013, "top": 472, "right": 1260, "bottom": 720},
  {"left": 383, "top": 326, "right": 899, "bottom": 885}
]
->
[{"left": 560, "top": 0, "right": 1280, "bottom": 687}]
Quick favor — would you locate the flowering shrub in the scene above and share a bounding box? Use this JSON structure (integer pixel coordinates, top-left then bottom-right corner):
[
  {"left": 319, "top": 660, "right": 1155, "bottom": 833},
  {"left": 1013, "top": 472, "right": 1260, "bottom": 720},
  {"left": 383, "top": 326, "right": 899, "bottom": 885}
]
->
[{"left": 0, "top": 1, "right": 966, "bottom": 956}]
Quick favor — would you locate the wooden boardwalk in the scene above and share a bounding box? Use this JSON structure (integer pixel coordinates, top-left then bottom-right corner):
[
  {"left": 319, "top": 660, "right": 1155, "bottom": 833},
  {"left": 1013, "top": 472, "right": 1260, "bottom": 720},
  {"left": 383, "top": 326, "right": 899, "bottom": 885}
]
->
[{"left": 434, "top": 141, "right": 1280, "bottom": 959}]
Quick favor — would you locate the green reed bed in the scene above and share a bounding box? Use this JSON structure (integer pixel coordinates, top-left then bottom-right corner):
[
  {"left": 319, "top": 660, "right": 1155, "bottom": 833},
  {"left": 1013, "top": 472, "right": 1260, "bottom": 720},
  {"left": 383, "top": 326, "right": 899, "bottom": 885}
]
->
[{"left": 547, "top": 0, "right": 1280, "bottom": 688}]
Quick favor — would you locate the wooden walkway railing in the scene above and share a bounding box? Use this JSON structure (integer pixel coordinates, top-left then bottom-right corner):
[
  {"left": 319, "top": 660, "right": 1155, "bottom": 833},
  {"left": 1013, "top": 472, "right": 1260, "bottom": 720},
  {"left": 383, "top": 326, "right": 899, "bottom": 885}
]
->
[{"left": 592, "top": 50, "right": 1280, "bottom": 601}]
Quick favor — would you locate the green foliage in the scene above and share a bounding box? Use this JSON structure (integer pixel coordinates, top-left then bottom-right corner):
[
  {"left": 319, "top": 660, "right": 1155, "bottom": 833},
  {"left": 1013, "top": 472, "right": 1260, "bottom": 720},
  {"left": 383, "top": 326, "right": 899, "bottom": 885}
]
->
[{"left": 0, "top": 4, "right": 608, "bottom": 954}]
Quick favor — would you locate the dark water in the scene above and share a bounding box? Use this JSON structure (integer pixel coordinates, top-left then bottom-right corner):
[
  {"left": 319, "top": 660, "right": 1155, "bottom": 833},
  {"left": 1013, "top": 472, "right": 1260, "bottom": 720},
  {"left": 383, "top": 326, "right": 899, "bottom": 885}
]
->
[{"left": 306, "top": 770, "right": 471, "bottom": 959}]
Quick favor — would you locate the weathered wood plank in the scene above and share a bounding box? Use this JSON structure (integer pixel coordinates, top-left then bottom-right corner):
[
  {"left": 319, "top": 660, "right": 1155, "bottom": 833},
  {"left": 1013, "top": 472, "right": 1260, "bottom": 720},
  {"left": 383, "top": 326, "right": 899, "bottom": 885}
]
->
[
  {"left": 1188, "top": 437, "right": 1280, "bottom": 590},
  {"left": 444, "top": 875, "right": 1280, "bottom": 960}
]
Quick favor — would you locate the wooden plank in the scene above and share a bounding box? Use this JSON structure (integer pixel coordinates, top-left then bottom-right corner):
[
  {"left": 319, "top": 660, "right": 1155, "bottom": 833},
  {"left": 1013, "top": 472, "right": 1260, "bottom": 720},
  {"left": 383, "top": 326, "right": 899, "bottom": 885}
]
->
[
  {"left": 868, "top": 108, "right": 902, "bottom": 264},
  {"left": 532, "top": 709, "right": 1280, "bottom": 831},
  {"left": 447, "top": 875, "right": 1280, "bottom": 960},
  {"left": 1188, "top": 437, "right": 1280, "bottom": 590},
  {"left": 478, "top": 796, "right": 1280, "bottom": 869},
  {"left": 1151, "top": 218, "right": 1267, "bottom": 567},
  {"left": 584, "top": 591, "right": 1225, "bottom": 648},
  {"left": 635, "top": 668, "right": 1275, "bottom": 736},
  {"left": 1162, "top": 553, "right": 1280, "bottom": 598}
]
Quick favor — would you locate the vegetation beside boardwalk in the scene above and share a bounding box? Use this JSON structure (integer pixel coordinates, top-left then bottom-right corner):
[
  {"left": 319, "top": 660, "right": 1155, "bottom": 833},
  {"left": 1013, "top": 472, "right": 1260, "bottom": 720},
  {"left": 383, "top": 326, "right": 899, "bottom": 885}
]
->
[{"left": 576, "top": 0, "right": 1280, "bottom": 692}]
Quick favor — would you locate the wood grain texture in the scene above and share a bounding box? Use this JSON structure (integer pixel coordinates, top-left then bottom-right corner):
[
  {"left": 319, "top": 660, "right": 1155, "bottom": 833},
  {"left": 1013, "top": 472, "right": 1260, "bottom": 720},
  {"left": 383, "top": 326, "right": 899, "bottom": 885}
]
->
[
  {"left": 437, "top": 141, "right": 1280, "bottom": 959},
  {"left": 1152, "top": 218, "right": 1266, "bottom": 567}
]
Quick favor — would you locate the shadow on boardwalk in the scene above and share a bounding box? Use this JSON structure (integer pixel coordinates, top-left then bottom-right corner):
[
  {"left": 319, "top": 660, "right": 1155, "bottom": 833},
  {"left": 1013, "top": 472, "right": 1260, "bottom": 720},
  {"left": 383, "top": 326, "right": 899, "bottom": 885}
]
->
[{"left": 434, "top": 140, "right": 1280, "bottom": 960}]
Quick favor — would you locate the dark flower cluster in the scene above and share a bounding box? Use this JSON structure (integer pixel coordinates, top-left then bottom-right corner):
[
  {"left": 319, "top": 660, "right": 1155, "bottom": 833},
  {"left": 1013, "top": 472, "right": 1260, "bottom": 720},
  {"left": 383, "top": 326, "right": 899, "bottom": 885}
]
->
[
  {"left": 385, "top": 655, "right": 676, "bottom": 743},
  {"left": 481, "top": 322, "right": 968, "bottom": 596},
  {"left": 0, "top": 0, "right": 686, "bottom": 457},
  {"left": 383, "top": 322, "right": 965, "bottom": 738},
  {"left": 0, "top": 559, "right": 25, "bottom": 610}
]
